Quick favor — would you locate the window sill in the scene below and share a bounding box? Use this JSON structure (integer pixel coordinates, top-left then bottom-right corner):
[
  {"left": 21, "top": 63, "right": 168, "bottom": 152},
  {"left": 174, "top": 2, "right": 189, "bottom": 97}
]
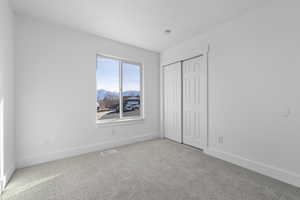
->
[{"left": 96, "top": 117, "right": 144, "bottom": 127}]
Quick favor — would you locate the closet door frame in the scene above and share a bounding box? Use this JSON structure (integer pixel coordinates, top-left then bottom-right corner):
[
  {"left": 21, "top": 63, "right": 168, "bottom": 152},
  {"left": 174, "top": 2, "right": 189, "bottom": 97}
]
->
[{"left": 162, "top": 53, "right": 208, "bottom": 150}]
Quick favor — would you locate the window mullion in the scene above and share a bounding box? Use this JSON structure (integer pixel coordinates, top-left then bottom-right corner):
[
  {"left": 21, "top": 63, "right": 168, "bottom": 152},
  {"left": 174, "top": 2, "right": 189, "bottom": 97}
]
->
[{"left": 119, "top": 61, "right": 123, "bottom": 119}]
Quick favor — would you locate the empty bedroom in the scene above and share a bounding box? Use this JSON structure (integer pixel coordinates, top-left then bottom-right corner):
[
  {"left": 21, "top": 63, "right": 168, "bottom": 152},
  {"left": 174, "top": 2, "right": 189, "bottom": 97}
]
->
[{"left": 0, "top": 0, "right": 300, "bottom": 199}]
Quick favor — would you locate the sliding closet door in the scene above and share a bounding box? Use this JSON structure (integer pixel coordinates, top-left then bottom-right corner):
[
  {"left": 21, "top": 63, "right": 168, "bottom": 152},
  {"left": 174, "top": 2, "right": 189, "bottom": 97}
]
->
[
  {"left": 163, "top": 63, "right": 182, "bottom": 143},
  {"left": 182, "top": 56, "right": 207, "bottom": 149}
]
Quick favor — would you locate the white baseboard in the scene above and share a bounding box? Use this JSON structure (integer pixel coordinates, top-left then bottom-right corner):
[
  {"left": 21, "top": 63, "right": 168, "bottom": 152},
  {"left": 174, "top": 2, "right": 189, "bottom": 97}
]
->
[
  {"left": 17, "top": 133, "right": 160, "bottom": 168},
  {"left": 1, "top": 165, "right": 15, "bottom": 191},
  {"left": 0, "top": 179, "right": 3, "bottom": 194},
  {"left": 205, "top": 148, "right": 300, "bottom": 188}
]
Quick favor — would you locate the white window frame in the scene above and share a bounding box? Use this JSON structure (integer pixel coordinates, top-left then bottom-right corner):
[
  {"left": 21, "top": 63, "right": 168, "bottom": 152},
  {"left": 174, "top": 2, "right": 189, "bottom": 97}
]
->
[{"left": 96, "top": 54, "right": 144, "bottom": 125}]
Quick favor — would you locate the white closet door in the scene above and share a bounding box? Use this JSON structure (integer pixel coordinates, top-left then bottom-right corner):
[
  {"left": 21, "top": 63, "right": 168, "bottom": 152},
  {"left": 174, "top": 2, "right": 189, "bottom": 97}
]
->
[
  {"left": 182, "top": 56, "right": 207, "bottom": 149},
  {"left": 163, "top": 62, "right": 182, "bottom": 143}
]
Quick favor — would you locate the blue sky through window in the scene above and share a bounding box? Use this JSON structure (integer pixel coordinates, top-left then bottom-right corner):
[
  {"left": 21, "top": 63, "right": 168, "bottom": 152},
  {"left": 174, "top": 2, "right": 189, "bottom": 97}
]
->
[
  {"left": 96, "top": 57, "right": 119, "bottom": 92},
  {"left": 96, "top": 56, "right": 140, "bottom": 92},
  {"left": 122, "top": 63, "right": 140, "bottom": 92}
]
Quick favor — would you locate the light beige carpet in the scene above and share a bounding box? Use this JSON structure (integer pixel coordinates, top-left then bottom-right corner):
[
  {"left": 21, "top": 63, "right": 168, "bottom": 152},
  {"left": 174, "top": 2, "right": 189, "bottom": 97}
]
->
[{"left": 2, "top": 139, "right": 300, "bottom": 200}]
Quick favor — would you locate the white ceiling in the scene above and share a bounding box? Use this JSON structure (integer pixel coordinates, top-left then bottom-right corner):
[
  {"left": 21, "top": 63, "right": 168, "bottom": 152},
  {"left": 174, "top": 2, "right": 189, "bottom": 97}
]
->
[{"left": 11, "top": 0, "right": 270, "bottom": 52}]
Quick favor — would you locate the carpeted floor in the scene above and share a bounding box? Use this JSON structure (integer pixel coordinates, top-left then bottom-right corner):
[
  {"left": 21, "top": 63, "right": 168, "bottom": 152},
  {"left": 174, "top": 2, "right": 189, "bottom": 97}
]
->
[{"left": 2, "top": 139, "right": 300, "bottom": 200}]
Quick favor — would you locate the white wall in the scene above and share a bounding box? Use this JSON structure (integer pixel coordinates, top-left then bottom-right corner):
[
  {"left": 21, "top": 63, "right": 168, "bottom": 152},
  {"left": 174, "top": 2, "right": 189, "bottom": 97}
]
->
[
  {"left": 161, "top": 0, "right": 300, "bottom": 187},
  {"left": 0, "top": 0, "right": 15, "bottom": 188},
  {"left": 15, "top": 16, "right": 160, "bottom": 168}
]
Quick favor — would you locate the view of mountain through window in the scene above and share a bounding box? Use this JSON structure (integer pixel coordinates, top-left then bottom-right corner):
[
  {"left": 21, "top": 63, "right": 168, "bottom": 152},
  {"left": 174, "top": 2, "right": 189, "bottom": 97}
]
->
[{"left": 96, "top": 56, "right": 141, "bottom": 121}]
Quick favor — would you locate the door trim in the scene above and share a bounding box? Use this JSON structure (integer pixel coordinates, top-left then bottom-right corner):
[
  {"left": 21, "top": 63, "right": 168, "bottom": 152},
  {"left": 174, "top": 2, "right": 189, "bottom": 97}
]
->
[{"left": 162, "top": 53, "right": 207, "bottom": 148}]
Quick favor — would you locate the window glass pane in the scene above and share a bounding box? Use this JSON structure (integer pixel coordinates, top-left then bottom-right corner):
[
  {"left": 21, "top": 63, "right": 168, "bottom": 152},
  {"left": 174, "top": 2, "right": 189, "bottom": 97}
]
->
[
  {"left": 96, "top": 56, "right": 120, "bottom": 120},
  {"left": 122, "top": 63, "right": 141, "bottom": 117}
]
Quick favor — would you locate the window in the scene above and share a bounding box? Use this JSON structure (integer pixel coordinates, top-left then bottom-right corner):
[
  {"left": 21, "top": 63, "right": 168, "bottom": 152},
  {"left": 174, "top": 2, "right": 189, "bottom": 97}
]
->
[{"left": 96, "top": 55, "right": 142, "bottom": 122}]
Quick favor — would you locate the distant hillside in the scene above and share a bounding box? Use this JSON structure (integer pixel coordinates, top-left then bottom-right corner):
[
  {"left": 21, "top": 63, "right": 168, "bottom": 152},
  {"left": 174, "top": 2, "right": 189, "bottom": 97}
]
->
[
  {"left": 97, "top": 89, "right": 140, "bottom": 100},
  {"left": 96, "top": 89, "right": 118, "bottom": 100},
  {"left": 122, "top": 90, "right": 140, "bottom": 97}
]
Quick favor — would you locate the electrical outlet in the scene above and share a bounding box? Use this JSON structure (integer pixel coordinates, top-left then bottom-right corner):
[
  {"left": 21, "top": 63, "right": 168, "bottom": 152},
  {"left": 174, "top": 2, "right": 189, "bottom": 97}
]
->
[{"left": 218, "top": 136, "right": 223, "bottom": 144}]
